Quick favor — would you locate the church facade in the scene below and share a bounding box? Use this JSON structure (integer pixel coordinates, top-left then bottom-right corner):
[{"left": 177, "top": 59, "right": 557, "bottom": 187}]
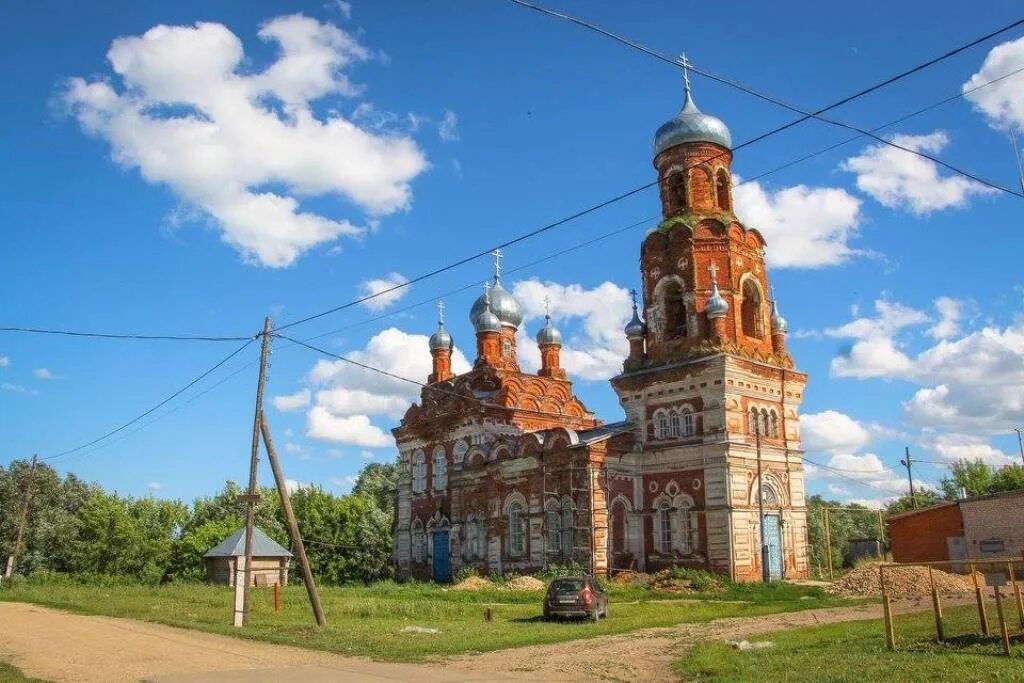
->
[{"left": 392, "top": 77, "right": 810, "bottom": 582}]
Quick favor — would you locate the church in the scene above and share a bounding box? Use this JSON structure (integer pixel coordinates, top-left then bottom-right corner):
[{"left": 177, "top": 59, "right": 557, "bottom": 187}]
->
[{"left": 392, "top": 73, "right": 810, "bottom": 582}]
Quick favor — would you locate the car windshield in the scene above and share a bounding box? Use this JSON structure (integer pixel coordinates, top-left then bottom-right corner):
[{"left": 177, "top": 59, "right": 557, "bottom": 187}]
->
[{"left": 550, "top": 579, "right": 586, "bottom": 592}]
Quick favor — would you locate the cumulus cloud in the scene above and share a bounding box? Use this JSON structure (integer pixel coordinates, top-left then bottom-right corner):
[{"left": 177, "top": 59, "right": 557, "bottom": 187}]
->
[
  {"left": 928, "top": 296, "right": 964, "bottom": 340},
  {"left": 33, "top": 368, "right": 57, "bottom": 380},
  {"left": 732, "top": 178, "right": 862, "bottom": 269},
  {"left": 272, "top": 388, "right": 311, "bottom": 412},
  {"left": 963, "top": 35, "right": 1024, "bottom": 131},
  {"left": 358, "top": 272, "right": 410, "bottom": 310},
  {"left": 826, "top": 299, "right": 928, "bottom": 379},
  {"left": 304, "top": 327, "right": 471, "bottom": 447},
  {"left": 62, "top": 15, "right": 428, "bottom": 267},
  {"left": 824, "top": 453, "right": 910, "bottom": 497},
  {"left": 842, "top": 132, "right": 995, "bottom": 215},
  {"left": 919, "top": 432, "right": 1013, "bottom": 467},
  {"left": 146, "top": 482, "right": 163, "bottom": 492},
  {"left": 511, "top": 279, "right": 632, "bottom": 380},
  {"left": 801, "top": 410, "right": 872, "bottom": 455}
]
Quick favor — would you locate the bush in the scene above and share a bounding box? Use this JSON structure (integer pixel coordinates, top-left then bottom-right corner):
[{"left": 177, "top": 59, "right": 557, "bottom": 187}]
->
[
  {"left": 666, "top": 567, "right": 720, "bottom": 592},
  {"left": 537, "top": 562, "right": 588, "bottom": 580},
  {"left": 453, "top": 566, "right": 479, "bottom": 583}
]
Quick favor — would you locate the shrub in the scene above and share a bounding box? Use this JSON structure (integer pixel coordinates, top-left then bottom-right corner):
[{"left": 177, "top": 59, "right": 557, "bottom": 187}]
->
[{"left": 453, "top": 566, "right": 479, "bottom": 583}]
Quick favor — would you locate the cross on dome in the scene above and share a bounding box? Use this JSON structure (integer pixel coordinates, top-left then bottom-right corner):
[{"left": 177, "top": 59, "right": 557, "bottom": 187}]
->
[
  {"left": 678, "top": 53, "right": 693, "bottom": 96},
  {"left": 708, "top": 262, "right": 719, "bottom": 284},
  {"left": 491, "top": 248, "right": 503, "bottom": 281},
  {"left": 437, "top": 300, "right": 445, "bottom": 325},
  {"left": 544, "top": 295, "right": 551, "bottom": 318}
]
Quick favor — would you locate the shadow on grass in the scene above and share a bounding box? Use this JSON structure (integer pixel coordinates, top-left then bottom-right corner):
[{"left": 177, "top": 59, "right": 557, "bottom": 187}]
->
[
  {"left": 510, "top": 615, "right": 595, "bottom": 624},
  {"left": 902, "top": 631, "right": 1024, "bottom": 657}
]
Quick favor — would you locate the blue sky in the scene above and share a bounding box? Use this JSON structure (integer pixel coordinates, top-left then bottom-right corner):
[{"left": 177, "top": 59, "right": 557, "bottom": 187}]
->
[{"left": 2, "top": 0, "right": 1024, "bottom": 506}]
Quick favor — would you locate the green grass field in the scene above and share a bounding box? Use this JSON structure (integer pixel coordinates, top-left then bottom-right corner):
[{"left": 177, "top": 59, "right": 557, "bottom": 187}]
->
[
  {"left": 1, "top": 578, "right": 856, "bottom": 662},
  {"left": 678, "top": 604, "right": 1024, "bottom": 682},
  {"left": 0, "top": 662, "right": 44, "bottom": 683}
]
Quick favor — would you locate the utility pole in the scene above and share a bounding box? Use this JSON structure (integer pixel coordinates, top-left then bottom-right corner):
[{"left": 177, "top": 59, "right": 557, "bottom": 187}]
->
[
  {"left": 238, "top": 316, "right": 272, "bottom": 627},
  {"left": 260, "top": 413, "right": 326, "bottom": 626},
  {"left": 4, "top": 455, "right": 38, "bottom": 584},
  {"left": 900, "top": 446, "right": 917, "bottom": 509},
  {"left": 1012, "top": 428, "right": 1024, "bottom": 468},
  {"left": 753, "top": 413, "right": 769, "bottom": 583}
]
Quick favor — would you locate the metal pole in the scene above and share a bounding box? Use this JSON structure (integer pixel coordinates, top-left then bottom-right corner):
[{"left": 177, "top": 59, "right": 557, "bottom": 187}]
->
[
  {"left": 900, "top": 446, "right": 916, "bottom": 508},
  {"left": 261, "top": 413, "right": 326, "bottom": 626},
  {"left": 240, "top": 317, "right": 272, "bottom": 626},
  {"left": 4, "top": 455, "right": 38, "bottom": 583},
  {"left": 823, "top": 507, "right": 833, "bottom": 581},
  {"left": 1013, "top": 428, "right": 1024, "bottom": 468},
  {"left": 754, "top": 416, "right": 769, "bottom": 583}
]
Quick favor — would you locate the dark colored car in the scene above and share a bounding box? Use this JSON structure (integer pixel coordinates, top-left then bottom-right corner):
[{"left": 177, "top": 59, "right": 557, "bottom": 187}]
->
[{"left": 543, "top": 576, "right": 608, "bottom": 621}]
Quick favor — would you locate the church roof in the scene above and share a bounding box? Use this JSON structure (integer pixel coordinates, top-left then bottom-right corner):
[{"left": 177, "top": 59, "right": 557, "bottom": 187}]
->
[
  {"left": 574, "top": 420, "right": 634, "bottom": 446},
  {"left": 203, "top": 527, "right": 292, "bottom": 558}
]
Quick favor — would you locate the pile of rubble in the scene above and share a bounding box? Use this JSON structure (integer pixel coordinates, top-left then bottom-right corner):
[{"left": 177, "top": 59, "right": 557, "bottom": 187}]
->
[
  {"left": 506, "top": 576, "right": 546, "bottom": 591},
  {"left": 450, "top": 575, "right": 494, "bottom": 591},
  {"left": 826, "top": 563, "right": 982, "bottom": 598}
]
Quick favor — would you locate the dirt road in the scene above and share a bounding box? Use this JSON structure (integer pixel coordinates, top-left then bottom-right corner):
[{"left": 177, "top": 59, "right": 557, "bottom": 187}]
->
[{"left": 1, "top": 598, "right": 942, "bottom": 682}]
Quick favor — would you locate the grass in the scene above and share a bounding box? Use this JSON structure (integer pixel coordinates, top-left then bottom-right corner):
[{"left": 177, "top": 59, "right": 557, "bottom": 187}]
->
[
  {"left": 678, "top": 603, "right": 1024, "bottom": 682},
  {"left": 0, "top": 662, "right": 45, "bottom": 683},
  {"left": 1, "top": 578, "right": 858, "bottom": 662}
]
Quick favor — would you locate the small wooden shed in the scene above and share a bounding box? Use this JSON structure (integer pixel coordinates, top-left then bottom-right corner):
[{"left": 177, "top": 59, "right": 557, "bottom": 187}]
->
[{"left": 203, "top": 527, "right": 292, "bottom": 587}]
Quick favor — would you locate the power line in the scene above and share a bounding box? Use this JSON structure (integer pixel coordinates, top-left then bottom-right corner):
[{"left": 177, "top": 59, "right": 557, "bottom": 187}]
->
[
  {"left": 511, "top": 1, "right": 1024, "bottom": 199},
  {"left": 0, "top": 326, "right": 254, "bottom": 342},
  {"left": 40, "top": 338, "right": 256, "bottom": 461}
]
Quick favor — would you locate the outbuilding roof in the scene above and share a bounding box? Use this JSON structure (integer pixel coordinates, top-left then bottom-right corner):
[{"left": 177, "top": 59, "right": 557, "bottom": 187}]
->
[{"left": 203, "top": 527, "right": 292, "bottom": 558}]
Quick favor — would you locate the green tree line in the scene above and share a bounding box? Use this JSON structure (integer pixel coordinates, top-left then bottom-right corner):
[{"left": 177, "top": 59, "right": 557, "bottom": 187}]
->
[{"left": 0, "top": 459, "right": 396, "bottom": 585}]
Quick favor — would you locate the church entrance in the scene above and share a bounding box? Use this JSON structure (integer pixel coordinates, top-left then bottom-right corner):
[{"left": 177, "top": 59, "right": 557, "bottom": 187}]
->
[
  {"left": 431, "top": 531, "right": 450, "bottom": 582},
  {"left": 763, "top": 514, "right": 783, "bottom": 580}
]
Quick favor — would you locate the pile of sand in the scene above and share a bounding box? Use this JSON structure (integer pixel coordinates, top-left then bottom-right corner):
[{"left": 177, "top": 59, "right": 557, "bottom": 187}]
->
[
  {"left": 506, "top": 576, "right": 546, "bottom": 591},
  {"left": 826, "top": 563, "right": 982, "bottom": 598},
  {"left": 450, "top": 575, "right": 495, "bottom": 591}
]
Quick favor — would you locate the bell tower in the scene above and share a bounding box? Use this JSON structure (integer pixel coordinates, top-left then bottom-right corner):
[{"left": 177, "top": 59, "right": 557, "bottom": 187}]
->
[{"left": 610, "top": 58, "right": 810, "bottom": 581}]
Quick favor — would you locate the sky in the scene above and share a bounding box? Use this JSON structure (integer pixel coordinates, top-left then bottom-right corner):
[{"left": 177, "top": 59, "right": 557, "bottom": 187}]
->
[{"left": 2, "top": 0, "right": 1024, "bottom": 508}]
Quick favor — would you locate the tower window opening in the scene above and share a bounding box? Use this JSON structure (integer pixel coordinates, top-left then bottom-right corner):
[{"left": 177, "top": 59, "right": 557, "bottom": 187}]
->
[
  {"left": 665, "top": 282, "right": 688, "bottom": 338},
  {"left": 716, "top": 169, "right": 731, "bottom": 210},
  {"left": 741, "top": 280, "right": 764, "bottom": 339},
  {"left": 682, "top": 410, "right": 695, "bottom": 437},
  {"left": 667, "top": 171, "right": 687, "bottom": 211},
  {"left": 669, "top": 412, "right": 681, "bottom": 438}
]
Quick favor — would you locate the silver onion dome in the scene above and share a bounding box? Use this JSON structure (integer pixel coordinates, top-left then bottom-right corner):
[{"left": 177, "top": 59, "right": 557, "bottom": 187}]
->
[
  {"left": 705, "top": 281, "right": 729, "bottom": 319},
  {"left": 770, "top": 300, "right": 788, "bottom": 334},
  {"left": 469, "top": 279, "right": 523, "bottom": 330},
  {"left": 473, "top": 286, "right": 501, "bottom": 334},
  {"left": 624, "top": 304, "right": 645, "bottom": 340},
  {"left": 429, "top": 323, "right": 453, "bottom": 351},
  {"left": 536, "top": 314, "right": 562, "bottom": 346},
  {"left": 653, "top": 86, "right": 732, "bottom": 157}
]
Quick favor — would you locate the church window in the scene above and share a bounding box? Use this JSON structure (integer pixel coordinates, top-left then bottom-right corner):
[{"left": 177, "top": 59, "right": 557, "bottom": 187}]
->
[
  {"left": 501, "top": 338, "right": 512, "bottom": 358},
  {"left": 716, "top": 169, "right": 731, "bottom": 210},
  {"left": 682, "top": 410, "right": 695, "bottom": 437},
  {"left": 412, "top": 451, "right": 426, "bottom": 493},
  {"left": 508, "top": 502, "right": 525, "bottom": 557},
  {"left": 749, "top": 408, "right": 761, "bottom": 436},
  {"left": 664, "top": 281, "right": 688, "bottom": 338},
  {"left": 610, "top": 500, "right": 627, "bottom": 553},
  {"left": 657, "top": 411, "right": 669, "bottom": 439},
  {"left": 677, "top": 497, "right": 694, "bottom": 554},
  {"left": 667, "top": 171, "right": 687, "bottom": 210},
  {"left": 464, "top": 516, "right": 483, "bottom": 559},
  {"left": 658, "top": 501, "right": 673, "bottom": 554},
  {"left": 432, "top": 446, "right": 447, "bottom": 492},
  {"left": 760, "top": 409, "right": 770, "bottom": 437},
  {"left": 412, "top": 519, "right": 425, "bottom": 562},
  {"left": 741, "top": 280, "right": 764, "bottom": 339},
  {"left": 669, "top": 412, "right": 681, "bottom": 438},
  {"left": 561, "top": 499, "right": 574, "bottom": 558},
  {"left": 546, "top": 506, "right": 561, "bottom": 553},
  {"left": 769, "top": 411, "right": 779, "bottom": 438}
]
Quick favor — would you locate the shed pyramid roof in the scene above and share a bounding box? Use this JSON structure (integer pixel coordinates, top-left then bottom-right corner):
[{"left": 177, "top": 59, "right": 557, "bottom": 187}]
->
[{"left": 203, "top": 527, "right": 292, "bottom": 558}]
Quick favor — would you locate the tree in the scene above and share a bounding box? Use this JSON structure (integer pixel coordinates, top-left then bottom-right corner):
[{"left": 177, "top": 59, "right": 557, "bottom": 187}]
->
[
  {"left": 352, "top": 462, "right": 397, "bottom": 512},
  {"left": 806, "top": 496, "right": 882, "bottom": 576},
  {"left": 885, "top": 489, "right": 942, "bottom": 515},
  {"left": 940, "top": 460, "right": 1024, "bottom": 499}
]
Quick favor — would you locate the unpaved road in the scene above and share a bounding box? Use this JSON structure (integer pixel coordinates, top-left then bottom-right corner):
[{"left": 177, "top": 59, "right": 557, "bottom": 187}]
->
[{"left": 0, "top": 597, "right": 945, "bottom": 682}]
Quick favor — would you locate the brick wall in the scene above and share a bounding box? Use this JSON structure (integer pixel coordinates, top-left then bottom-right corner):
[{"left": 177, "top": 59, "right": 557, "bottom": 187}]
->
[
  {"left": 888, "top": 503, "right": 963, "bottom": 563},
  {"left": 960, "top": 492, "right": 1024, "bottom": 559}
]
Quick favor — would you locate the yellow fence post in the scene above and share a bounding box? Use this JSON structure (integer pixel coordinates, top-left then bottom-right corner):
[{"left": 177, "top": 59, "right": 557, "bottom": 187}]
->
[
  {"left": 928, "top": 566, "right": 944, "bottom": 642},
  {"left": 1012, "top": 561, "right": 1024, "bottom": 630},
  {"left": 995, "top": 585, "right": 1011, "bottom": 656},
  {"left": 971, "top": 563, "right": 990, "bottom": 636},
  {"left": 880, "top": 565, "right": 895, "bottom": 650}
]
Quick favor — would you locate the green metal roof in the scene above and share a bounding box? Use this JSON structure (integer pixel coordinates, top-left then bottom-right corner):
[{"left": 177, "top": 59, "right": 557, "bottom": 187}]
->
[{"left": 203, "top": 527, "right": 292, "bottom": 558}]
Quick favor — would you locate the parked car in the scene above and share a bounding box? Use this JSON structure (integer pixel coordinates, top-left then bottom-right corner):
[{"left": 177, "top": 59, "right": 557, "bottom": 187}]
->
[{"left": 543, "top": 576, "right": 608, "bottom": 621}]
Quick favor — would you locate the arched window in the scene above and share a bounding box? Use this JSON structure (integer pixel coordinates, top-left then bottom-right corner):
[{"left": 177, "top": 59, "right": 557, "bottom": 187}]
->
[
  {"left": 412, "top": 451, "right": 426, "bottom": 493},
  {"left": 412, "top": 519, "right": 425, "bottom": 562},
  {"left": 682, "top": 410, "right": 695, "bottom": 437},
  {"left": 464, "top": 515, "right": 483, "bottom": 559},
  {"left": 546, "top": 503, "right": 561, "bottom": 553},
  {"left": 664, "top": 281, "right": 687, "bottom": 338},
  {"left": 669, "top": 411, "right": 681, "bottom": 438},
  {"left": 508, "top": 502, "right": 525, "bottom": 557},
  {"left": 501, "top": 338, "right": 512, "bottom": 358},
  {"left": 657, "top": 411, "right": 669, "bottom": 439},
  {"left": 760, "top": 409, "right": 770, "bottom": 437},
  {"left": 749, "top": 408, "right": 761, "bottom": 436},
  {"left": 741, "top": 280, "right": 764, "bottom": 339},
  {"left": 677, "top": 497, "right": 694, "bottom": 554},
  {"left": 716, "top": 169, "right": 731, "bottom": 210},
  {"left": 610, "top": 500, "right": 627, "bottom": 553},
  {"left": 658, "top": 500, "right": 673, "bottom": 554},
  {"left": 560, "top": 499, "right": 574, "bottom": 557},
  {"left": 769, "top": 411, "right": 779, "bottom": 438},
  {"left": 667, "top": 171, "right": 687, "bottom": 210},
  {"left": 432, "top": 446, "right": 447, "bottom": 492}
]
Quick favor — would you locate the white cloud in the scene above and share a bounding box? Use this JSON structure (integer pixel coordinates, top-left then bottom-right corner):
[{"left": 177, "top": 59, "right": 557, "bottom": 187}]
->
[
  {"left": 438, "top": 110, "right": 459, "bottom": 142},
  {"left": 801, "top": 410, "right": 871, "bottom": 455},
  {"left": 732, "top": 178, "right": 862, "bottom": 268},
  {"left": 146, "top": 482, "right": 163, "bottom": 492},
  {"left": 360, "top": 449, "right": 375, "bottom": 460},
  {"left": 963, "top": 35, "right": 1024, "bottom": 131},
  {"left": 326, "top": 0, "right": 352, "bottom": 19},
  {"left": 304, "top": 327, "right": 471, "bottom": 448},
  {"left": 272, "top": 388, "right": 311, "bottom": 412},
  {"left": 928, "top": 296, "right": 963, "bottom": 339},
  {"left": 842, "top": 132, "right": 995, "bottom": 215},
  {"left": 825, "top": 453, "right": 908, "bottom": 496},
  {"left": 1, "top": 382, "right": 32, "bottom": 394},
  {"left": 511, "top": 279, "right": 632, "bottom": 380},
  {"left": 0, "top": 356, "right": 8, "bottom": 368},
  {"left": 358, "top": 272, "right": 409, "bottom": 310},
  {"left": 330, "top": 474, "right": 358, "bottom": 489},
  {"left": 62, "top": 15, "right": 428, "bottom": 267},
  {"left": 33, "top": 368, "right": 57, "bottom": 380},
  {"left": 920, "top": 432, "right": 1013, "bottom": 467},
  {"left": 285, "top": 479, "right": 310, "bottom": 493},
  {"left": 826, "top": 299, "right": 928, "bottom": 379}
]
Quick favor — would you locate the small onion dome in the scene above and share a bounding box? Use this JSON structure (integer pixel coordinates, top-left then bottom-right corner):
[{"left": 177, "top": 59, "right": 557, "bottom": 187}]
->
[
  {"left": 705, "top": 281, "right": 729, "bottom": 318},
  {"left": 624, "top": 305, "right": 645, "bottom": 340},
  {"left": 535, "top": 315, "right": 562, "bottom": 346},
  {"left": 653, "top": 87, "right": 732, "bottom": 157},
  {"left": 469, "top": 280, "right": 523, "bottom": 329},
  {"left": 770, "top": 301, "right": 788, "bottom": 334},
  {"left": 429, "top": 323, "right": 453, "bottom": 351},
  {"left": 473, "top": 301, "right": 501, "bottom": 333}
]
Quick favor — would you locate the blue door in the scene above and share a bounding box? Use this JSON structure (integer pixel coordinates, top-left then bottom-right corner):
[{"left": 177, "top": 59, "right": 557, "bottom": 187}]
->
[
  {"left": 431, "top": 531, "right": 450, "bottom": 582},
  {"left": 763, "top": 514, "right": 783, "bottom": 580}
]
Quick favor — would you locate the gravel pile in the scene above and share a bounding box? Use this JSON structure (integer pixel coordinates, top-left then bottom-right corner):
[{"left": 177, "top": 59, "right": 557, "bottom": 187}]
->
[
  {"left": 506, "top": 576, "right": 546, "bottom": 591},
  {"left": 826, "top": 563, "right": 982, "bottom": 598},
  {"left": 450, "top": 576, "right": 495, "bottom": 591}
]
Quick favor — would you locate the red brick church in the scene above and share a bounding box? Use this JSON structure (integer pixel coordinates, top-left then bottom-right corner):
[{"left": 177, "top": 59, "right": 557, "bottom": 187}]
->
[{"left": 392, "top": 74, "right": 810, "bottom": 582}]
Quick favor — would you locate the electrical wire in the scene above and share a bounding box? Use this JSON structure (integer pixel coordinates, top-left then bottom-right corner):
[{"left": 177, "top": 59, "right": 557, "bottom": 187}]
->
[
  {"left": 510, "top": 1, "right": 1024, "bottom": 199},
  {"left": 40, "top": 338, "right": 256, "bottom": 461},
  {"left": 0, "top": 326, "right": 255, "bottom": 342}
]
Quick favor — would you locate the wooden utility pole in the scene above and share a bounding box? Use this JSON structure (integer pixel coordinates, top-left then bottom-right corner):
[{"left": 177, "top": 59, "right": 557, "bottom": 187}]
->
[
  {"left": 4, "top": 455, "right": 38, "bottom": 584},
  {"left": 899, "top": 446, "right": 916, "bottom": 509},
  {"left": 260, "top": 413, "right": 326, "bottom": 626},
  {"left": 238, "top": 317, "right": 272, "bottom": 627},
  {"left": 823, "top": 507, "right": 833, "bottom": 581}
]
